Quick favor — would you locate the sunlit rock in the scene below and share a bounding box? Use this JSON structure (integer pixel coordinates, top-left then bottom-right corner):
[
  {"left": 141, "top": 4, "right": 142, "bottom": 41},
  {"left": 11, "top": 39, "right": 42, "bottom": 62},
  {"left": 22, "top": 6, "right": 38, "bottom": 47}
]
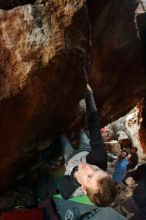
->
[{"left": 0, "top": 0, "right": 90, "bottom": 191}]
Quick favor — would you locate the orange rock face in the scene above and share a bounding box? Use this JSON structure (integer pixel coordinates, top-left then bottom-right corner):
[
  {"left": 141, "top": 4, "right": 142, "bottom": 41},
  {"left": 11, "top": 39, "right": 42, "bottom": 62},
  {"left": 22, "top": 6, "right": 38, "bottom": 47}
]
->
[
  {"left": 0, "top": 0, "right": 90, "bottom": 190},
  {"left": 0, "top": 0, "right": 146, "bottom": 191}
]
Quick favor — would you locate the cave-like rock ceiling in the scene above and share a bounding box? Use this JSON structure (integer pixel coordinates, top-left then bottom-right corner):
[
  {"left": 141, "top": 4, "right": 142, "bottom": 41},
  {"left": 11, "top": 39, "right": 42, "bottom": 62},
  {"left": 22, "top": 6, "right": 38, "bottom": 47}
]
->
[{"left": 0, "top": 0, "right": 146, "bottom": 191}]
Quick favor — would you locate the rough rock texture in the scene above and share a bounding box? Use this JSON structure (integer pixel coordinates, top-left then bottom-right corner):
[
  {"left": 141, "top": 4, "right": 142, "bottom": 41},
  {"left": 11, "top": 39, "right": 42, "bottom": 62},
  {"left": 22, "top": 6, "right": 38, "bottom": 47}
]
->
[
  {"left": 105, "top": 140, "right": 121, "bottom": 155},
  {"left": 0, "top": 0, "right": 146, "bottom": 192},
  {"left": 89, "top": 0, "right": 146, "bottom": 124},
  {"left": 139, "top": 99, "right": 146, "bottom": 153},
  {"left": 0, "top": 0, "right": 36, "bottom": 10},
  {"left": 0, "top": 0, "right": 90, "bottom": 191},
  {"left": 137, "top": 2, "right": 146, "bottom": 154},
  {"left": 86, "top": 0, "right": 109, "bottom": 24},
  {"left": 104, "top": 107, "right": 146, "bottom": 158}
]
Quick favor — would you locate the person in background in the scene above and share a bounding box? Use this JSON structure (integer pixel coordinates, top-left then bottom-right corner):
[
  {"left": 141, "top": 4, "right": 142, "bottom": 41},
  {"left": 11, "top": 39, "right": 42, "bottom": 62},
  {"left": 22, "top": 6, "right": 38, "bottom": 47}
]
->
[
  {"left": 112, "top": 150, "right": 128, "bottom": 184},
  {"left": 127, "top": 147, "right": 138, "bottom": 170},
  {"left": 125, "top": 163, "right": 146, "bottom": 185},
  {"left": 129, "top": 181, "right": 146, "bottom": 220},
  {"left": 123, "top": 181, "right": 146, "bottom": 220}
]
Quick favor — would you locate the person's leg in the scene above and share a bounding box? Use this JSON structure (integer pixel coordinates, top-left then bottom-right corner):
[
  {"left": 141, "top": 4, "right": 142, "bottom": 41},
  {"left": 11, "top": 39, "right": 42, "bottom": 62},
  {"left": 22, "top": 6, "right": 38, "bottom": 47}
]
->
[
  {"left": 78, "top": 129, "right": 91, "bottom": 152},
  {"left": 60, "top": 134, "right": 75, "bottom": 164}
]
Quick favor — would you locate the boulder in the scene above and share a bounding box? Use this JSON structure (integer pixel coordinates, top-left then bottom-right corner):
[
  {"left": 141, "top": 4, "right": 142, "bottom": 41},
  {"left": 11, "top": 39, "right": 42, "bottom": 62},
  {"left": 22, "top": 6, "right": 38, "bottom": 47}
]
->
[
  {"left": 105, "top": 140, "right": 121, "bottom": 155},
  {"left": 0, "top": 0, "right": 90, "bottom": 191},
  {"left": 89, "top": 0, "right": 146, "bottom": 125},
  {"left": 0, "top": 0, "right": 146, "bottom": 192}
]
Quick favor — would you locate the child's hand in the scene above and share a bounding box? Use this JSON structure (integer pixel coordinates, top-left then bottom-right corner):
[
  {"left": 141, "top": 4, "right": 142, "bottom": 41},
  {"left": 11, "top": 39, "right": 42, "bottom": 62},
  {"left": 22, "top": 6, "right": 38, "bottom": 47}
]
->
[{"left": 86, "top": 84, "right": 92, "bottom": 92}]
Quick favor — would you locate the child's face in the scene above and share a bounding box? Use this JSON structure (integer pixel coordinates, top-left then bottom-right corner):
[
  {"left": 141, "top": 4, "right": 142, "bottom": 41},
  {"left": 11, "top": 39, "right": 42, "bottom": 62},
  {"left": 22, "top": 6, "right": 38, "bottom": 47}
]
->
[{"left": 76, "top": 162, "right": 108, "bottom": 193}]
